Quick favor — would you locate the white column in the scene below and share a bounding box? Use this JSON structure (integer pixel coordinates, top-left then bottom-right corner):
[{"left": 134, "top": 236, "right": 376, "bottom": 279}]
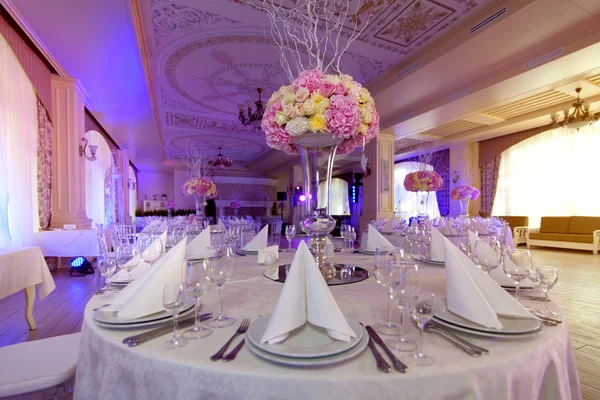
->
[{"left": 50, "top": 75, "right": 92, "bottom": 229}]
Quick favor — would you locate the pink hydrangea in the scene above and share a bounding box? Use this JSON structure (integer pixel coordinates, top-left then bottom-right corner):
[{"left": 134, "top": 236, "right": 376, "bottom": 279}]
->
[
  {"left": 262, "top": 102, "right": 298, "bottom": 155},
  {"left": 292, "top": 69, "right": 324, "bottom": 93},
  {"left": 325, "top": 95, "right": 362, "bottom": 139},
  {"left": 403, "top": 170, "right": 443, "bottom": 192},
  {"left": 182, "top": 177, "right": 218, "bottom": 199},
  {"left": 451, "top": 185, "right": 480, "bottom": 200}
]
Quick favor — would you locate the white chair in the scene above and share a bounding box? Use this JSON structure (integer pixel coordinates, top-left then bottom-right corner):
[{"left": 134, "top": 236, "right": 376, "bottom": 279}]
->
[
  {"left": 114, "top": 224, "right": 136, "bottom": 235},
  {"left": 0, "top": 332, "right": 82, "bottom": 397}
]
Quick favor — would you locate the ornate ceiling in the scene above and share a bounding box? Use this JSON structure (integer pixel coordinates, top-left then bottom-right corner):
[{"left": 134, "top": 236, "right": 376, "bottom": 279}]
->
[{"left": 139, "top": 0, "right": 494, "bottom": 165}]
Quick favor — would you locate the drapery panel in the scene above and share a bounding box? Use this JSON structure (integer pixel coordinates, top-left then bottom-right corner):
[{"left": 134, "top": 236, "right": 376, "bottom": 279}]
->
[
  {"left": 480, "top": 156, "right": 501, "bottom": 217},
  {"left": 0, "top": 34, "right": 39, "bottom": 249},
  {"left": 492, "top": 124, "right": 600, "bottom": 227},
  {"left": 37, "top": 97, "right": 52, "bottom": 229},
  {"left": 318, "top": 178, "right": 350, "bottom": 216},
  {"left": 85, "top": 130, "right": 112, "bottom": 226}
]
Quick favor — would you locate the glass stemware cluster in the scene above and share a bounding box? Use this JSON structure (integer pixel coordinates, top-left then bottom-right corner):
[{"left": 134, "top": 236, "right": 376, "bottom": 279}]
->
[{"left": 340, "top": 224, "right": 356, "bottom": 253}]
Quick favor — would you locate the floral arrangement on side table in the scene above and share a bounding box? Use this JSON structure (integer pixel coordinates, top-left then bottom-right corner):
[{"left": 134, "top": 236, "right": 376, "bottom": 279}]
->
[
  {"left": 262, "top": 69, "right": 379, "bottom": 155},
  {"left": 450, "top": 185, "right": 480, "bottom": 201},
  {"left": 403, "top": 170, "right": 443, "bottom": 192}
]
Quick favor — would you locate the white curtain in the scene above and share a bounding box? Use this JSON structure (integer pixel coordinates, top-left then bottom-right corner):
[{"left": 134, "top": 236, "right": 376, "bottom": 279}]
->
[
  {"left": 492, "top": 123, "right": 600, "bottom": 228},
  {"left": 85, "top": 130, "right": 111, "bottom": 227},
  {"left": 318, "top": 178, "right": 350, "bottom": 216},
  {"left": 128, "top": 165, "right": 137, "bottom": 221},
  {"left": 0, "top": 35, "right": 39, "bottom": 249},
  {"left": 394, "top": 162, "right": 441, "bottom": 220}
]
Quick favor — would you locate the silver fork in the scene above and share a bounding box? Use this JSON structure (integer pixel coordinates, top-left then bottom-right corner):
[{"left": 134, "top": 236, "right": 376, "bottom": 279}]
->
[{"left": 210, "top": 318, "right": 251, "bottom": 361}]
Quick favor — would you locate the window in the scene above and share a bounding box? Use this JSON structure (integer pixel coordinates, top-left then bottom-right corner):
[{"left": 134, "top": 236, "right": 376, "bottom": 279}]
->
[{"left": 85, "top": 130, "right": 111, "bottom": 227}]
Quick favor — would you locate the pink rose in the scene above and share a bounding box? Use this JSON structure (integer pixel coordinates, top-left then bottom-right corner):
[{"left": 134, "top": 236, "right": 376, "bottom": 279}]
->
[
  {"left": 334, "top": 82, "right": 347, "bottom": 95},
  {"left": 319, "top": 81, "right": 336, "bottom": 98}
]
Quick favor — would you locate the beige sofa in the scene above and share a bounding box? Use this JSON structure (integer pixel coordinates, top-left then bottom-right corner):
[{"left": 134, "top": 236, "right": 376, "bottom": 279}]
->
[
  {"left": 527, "top": 216, "right": 600, "bottom": 254},
  {"left": 495, "top": 216, "right": 529, "bottom": 245}
]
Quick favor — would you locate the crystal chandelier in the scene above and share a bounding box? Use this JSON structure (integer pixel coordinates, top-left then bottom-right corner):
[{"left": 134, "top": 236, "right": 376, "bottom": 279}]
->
[
  {"left": 551, "top": 88, "right": 599, "bottom": 130},
  {"left": 208, "top": 147, "right": 233, "bottom": 168},
  {"left": 238, "top": 88, "right": 264, "bottom": 128}
]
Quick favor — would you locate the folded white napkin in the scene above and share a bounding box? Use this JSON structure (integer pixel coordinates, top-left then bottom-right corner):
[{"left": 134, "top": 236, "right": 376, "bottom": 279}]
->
[
  {"left": 105, "top": 239, "right": 188, "bottom": 320},
  {"left": 246, "top": 216, "right": 254, "bottom": 222},
  {"left": 444, "top": 238, "right": 533, "bottom": 329},
  {"left": 447, "top": 222, "right": 458, "bottom": 236},
  {"left": 258, "top": 245, "right": 279, "bottom": 264},
  {"left": 471, "top": 220, "right": 489, "bottom": 235},
  {"left": 218, "top": 219, "right": 226, "bottom": 230},
  {"left": 325, "top": 236, "right": 334, "bottom": 258},
  {"left": 381, "top": 220, "right": 394, "bottom": 233},
  {"left": 260, "top": 241, "right": 356, "bottom": 344},
  {"left": 186, "top": 228, "right": 213, "bottom": 259},
  {"left": 366, "top": 225, "right": 394, "bottom": 251},
  {"left": 430, "top": 227, "right": 445, "bottom": 262},
  {"left": 492, "top": 217, "right": 504, "bottom": 227},
  {"left": 432, "top": 216, "right": 440, "bottom": 227},
  {"left": 437, "top": 219, "right": 450, "bottom": 235},
  {"left": 242, "top": 225, "right": 268, "bottom": 251}
]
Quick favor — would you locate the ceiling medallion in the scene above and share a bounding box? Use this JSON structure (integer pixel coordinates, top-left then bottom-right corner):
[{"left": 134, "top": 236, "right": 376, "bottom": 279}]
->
[
  {"left": 208, "top": 147, "right": 233, "bottom": 168},
  {"left": 551, "top": 88, "right": 599, "bottom": 131},
  {"left": 238, "top": 88, "right": 264, "bottom": 128}
]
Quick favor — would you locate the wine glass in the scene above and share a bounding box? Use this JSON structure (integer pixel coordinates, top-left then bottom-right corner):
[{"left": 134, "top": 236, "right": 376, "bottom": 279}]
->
[
  {"left": 405, "top": 224, "right": 418, "bottom": 260},
  {"left": 207, "top": 251, "right": 236, "bottom": 328},
  {"left": 285, "top": 225, "right": 296, "bottom": 252},
  {"left": 116, "top": 241, "right": 140, "bottom": 283},
  {"left": 138, "top": 233, "right": 163, "bottom": 265},
  {"left": 162, "top": 282, "right": 188, "bottom": 349},
  {"left": 97, "top": 253, "right": 117, "bottom": 299},
  {"left": 388, "top": 261, "right": 420, "bottom": 352},
  {"left": 411, "top": 292, "right": 436, "bottom": 366},
  {"left": 503, "top": 249, "right": 533, "bottom": 303},
  {"left": 184, "top": 259, "right": 213, "bottom": 339},
  {"left": 340, "top": 224, "right": 349, "bottom": 252},
  {"left": 373, "top": 247, "right": 404, "bottom": 336},
  {"left": 349, "top": 227, "right": 357, "bottom": 251},
  {"left": 226, "top": 226, "right": 241, "bottom": 256},
  {"left": 536, "top": 266, "right": 558, "bottom": 316},
  {"left": 471, "top": 239, "right": 501, "bottom": 274}
]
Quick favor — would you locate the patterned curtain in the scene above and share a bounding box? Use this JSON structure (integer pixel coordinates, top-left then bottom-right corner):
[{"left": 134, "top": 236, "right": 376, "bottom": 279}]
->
[
  {"left": 480, "top": 156, "right": 501, "bottom": 217},
  {"left": 36, "top": 97, "right": 52, "bottom": 229}
]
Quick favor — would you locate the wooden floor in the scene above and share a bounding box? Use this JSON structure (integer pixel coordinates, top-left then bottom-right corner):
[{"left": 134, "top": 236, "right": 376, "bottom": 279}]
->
[{"left": 0, "top": 247, "right": 599, "bottom": 398}]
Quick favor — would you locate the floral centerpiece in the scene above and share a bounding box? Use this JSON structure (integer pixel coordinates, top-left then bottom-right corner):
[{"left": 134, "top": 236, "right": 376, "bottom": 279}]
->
[
  {"left": 451, "top": 185, "right": 480, "bottom": 216},
  {"left": 262, "top": 69, "right": 379, "bottom": 155},
  {"left": 403, "top": 170, "right": 443, "bottom": 221},
  {"left": 165, "top": 200, "right": 176, "bottom": 218},
  {"left": 181, "top": 177, "right": 217, "bottom": 216},
  {"left": 229, "top": 201, "right": 241, "bottom": 209}
]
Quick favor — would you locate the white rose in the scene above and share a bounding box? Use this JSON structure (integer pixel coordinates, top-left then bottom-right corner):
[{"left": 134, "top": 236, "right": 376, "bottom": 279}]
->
[
  {"left": 303, "top": 98, "right": 316, "bottom": 115},
  {"left": 275, "top": 111, "right": 288, "bottom": 126},
  {"left": 295, "top": 87, "right": 310, "bottom": 102},
  {"left": 294, "top": 103, "right": 305, "bottom": 116}
]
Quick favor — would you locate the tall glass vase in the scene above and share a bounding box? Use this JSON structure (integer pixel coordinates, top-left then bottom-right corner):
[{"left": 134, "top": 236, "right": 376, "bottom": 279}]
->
[
  {"left": 417, "top": 191, "right": 431, "bottom": 222},
  {"left": 292, "top": 133, "right": 341, "bottom": 281},
  {"left": 193, "top": 195, "right": 205, "bottom": 218},
  {"left": 459, "top": 199, "right": 470, "bottom": 216}
]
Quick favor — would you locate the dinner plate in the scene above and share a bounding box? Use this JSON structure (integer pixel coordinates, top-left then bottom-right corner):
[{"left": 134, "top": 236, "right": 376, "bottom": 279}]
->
[
  {"left": 246, "top": 325, "right": 369, "bottom": 367},
  {"left": 246, "top": 314, "right": 363, "bottom": 358},
  {"left": 501, "top": 284, "right": 535, "bottom": 290},
  {"left": 434, "top": 301, "right": 542, "bottom": 335},
  {"left": 432, "top": 318, "right": 544, "bottom": 339},
  {"left": 420, "top": 258, "right": 445, "bottom": 266},
  {"left": 357, "top": 249, "right": 375, "bottom": 255},
  {"left": 240, "top": 249, "right": 258, "bottom": 255},
  {"left": 93, "top": 303, "right": 194, "bottom": 325}
]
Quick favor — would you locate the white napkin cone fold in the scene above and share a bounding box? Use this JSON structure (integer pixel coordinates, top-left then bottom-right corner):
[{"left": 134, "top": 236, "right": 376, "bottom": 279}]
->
[
  {"left": 260, "top": 241, "right": 356, "bottom": 344},
  {"left": 430, "top": 227, "right": 445, "bottom": 262},
  {"left": 366, "top": 225, "right": 394, "bottom": 251},
  {"left": 381, "top": 220, "right": 394, "bottom": 233},
  {"left": 444, "top": 238, "right": 534, "bottom": 329},
  {"left": 186, "top": 228, "right": 213, "bottom": 259},
  {"left": 258, "top": 245, "right": 279, "bottom": 264},
  {"left": 242, "top": 225, "right": 268, "bottom": 251},
  {"left": 106, "top": 239, "right": 188, "bottom": 321}
]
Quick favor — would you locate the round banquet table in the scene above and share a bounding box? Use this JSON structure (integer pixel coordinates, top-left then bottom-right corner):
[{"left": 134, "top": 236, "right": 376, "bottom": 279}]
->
[{"left": 74, "top": 252, "right": 580, "bottom": 400}]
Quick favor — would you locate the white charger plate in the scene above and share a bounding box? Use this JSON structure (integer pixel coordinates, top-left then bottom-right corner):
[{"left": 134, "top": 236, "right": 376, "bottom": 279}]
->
[
  {"left": 358, "top": 249, "right": 375, "bottom": 255},
  {"left": 246, "top": 325, "right": 369, "bottom": 367},
  {"left": 434, "top": 301, "right": 542, "bottom": 335},
  {"left": 246, "top": 315, "right": 363, "bottom": 358},
  {"left": 432, "top": 318, "right": 544, "bottom": 339},
  {"left": 93, "top": 303, "right": 194, "bottom": 326},
  {"left": 420, "top": 258, "right": 445, "bottom": 266},
  {"left": 241, "top": 249, "right": 258, "bottom": 255}
]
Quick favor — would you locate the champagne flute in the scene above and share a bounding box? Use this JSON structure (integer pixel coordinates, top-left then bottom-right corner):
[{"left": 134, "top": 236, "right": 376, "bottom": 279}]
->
[
  {"left": 349, "top": 227, "right": 357, "bottom": 251},
  {"left": 503, "top": 249, "right": 533, "bottom": 303},
  {"left": 207, "top": 251, "right": 236, "bottom": 328},
  {"left": 411, "top": 292, "right": 436, "bottom": 366},
  {"left": 184, "top": 259, "right": 213, "bottom": 339},
  {"left": 162, "top": 282, "right": 188, "bottom": 349},
  {"left": 536, "top": 266, "right": 558, "bottom": 316},
  {"left": 285, "top": 225, "right": 296, "bottom": 252},
  {"left": 471, "top": 239, "right": 501, "bottom": 274},
  {"left": 373, "top": 247, "right": 404, "bottom": 336},
  {"left": 388, "top": 261, "right": 420, "bottom": 351},
  {"left": 138, "top": 233, "right": 163, "bottom": 265},
  {"left": 116, "top": 241, "right": 140, "bottom": 283}
]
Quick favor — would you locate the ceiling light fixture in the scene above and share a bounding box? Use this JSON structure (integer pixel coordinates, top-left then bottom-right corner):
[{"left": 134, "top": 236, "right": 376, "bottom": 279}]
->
[
  {"left": 551, "top": 87, "right": 599, "bottom": 130},
  {"left": 238, "top": 88, "right": 264, "bottom": 128},
  {"left": 208, "top": 147, "right": 233, "bottom": 169}
]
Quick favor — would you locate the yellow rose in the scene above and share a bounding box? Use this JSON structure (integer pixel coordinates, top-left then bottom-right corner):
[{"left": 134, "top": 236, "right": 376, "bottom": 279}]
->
[
  {"left": 359, "top": 123, "right": 368, "bottom": 134},
  {"left": 309, "top": 113, "right": 327, "bottom": 133},
  {"left": 361, "top": 106, "right": 373, "bottom": 124},
  {"left": 303, "top": 98, "right": 316, "bottom": 115},
  {"left": 325, "top": 74, "right": 341, "bottom": 84},
  {"left": 359, "top": 88, "right": 374, "bottom": 105},
  {"left": 275, "top": 111, "right": 288, "bottom": 125}
]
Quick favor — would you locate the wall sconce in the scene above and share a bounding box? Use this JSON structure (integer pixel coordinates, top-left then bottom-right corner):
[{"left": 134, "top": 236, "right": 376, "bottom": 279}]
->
[
  {"left": 127, "top": 179, "right": 136, "bottom": 191},
  {"left": 79, "top": 138, "right": 98, "bottom": 161}
]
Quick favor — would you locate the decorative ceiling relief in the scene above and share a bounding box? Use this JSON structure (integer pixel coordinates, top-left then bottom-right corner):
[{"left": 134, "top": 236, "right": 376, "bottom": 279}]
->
[
  {"left": 165, "top": 112, "right": 263, "bottom": 136},
  {"left": 151, "top": 0, "right": 240, "bottom": 44},
  {"left": 347, "top": 53, "right": 394, "bottom": 84}
]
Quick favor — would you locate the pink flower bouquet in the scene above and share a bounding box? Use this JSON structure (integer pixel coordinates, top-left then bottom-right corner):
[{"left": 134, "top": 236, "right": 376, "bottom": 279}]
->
[
  {"left": 451, "top": 185, "right": 480, "bottom": 201},
  {"left": 166, "top": 200, "right": 176, "bottom": 210},
  {"left": 403, "top": 170, "right": 443, "bottom": 192},
  {"left": 230, "top": 201, "right": 241, "bottom": 209},
  {"left": 262, "top": 69, "right": 379, "bottom": 154},
  {"left": 181, "top": 177, "right": 218, "bottom": 199}
]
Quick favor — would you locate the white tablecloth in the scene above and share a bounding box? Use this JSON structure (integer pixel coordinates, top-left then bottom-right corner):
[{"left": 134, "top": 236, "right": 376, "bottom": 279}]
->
[
  {"left": 0, "top": 246, "right": 55, "bottom": 300},
  {"left": 74, "top": 252, "right": 580, "bottom": 400},
  {"left": 33, "top": 230, "right": 99, "bottom": 257}
]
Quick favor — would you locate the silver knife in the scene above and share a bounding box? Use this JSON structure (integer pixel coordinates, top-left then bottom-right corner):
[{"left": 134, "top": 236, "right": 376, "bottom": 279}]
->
[
  {"left": 360, "top": 323, "right": 392, "bottom": 373},
  {"left": 123, "top": 313, "right": 212, "bottom": 345},
  {"left": 366, "top": 325, "right": 407, "bottom": 372}
]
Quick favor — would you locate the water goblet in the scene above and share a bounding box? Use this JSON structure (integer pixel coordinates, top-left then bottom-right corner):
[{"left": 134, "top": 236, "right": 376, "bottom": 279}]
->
[
  {"left": 388, "top": 261, "right": 420, "bottom": 352},
  {"left": 138, "top": 233, "right": 163, "bottom": 265},
  {"left": 97, "top": 253, "right": 117, "bottom": 299},
  {"left": 207, "top": 251, "right": 236, "bottom": 328},
  {"left": 162, "top": 282, "right": 188, "bottom": 349},
  {"left": 116, "top": 242, "right": 140, "bottom": 283},
  {"left": 405, "top": 225, "right": 418, "bottom": 260},
  {"left": 285, "top": 225, "right": 296, "bottom": 252},
  {"left": 471, "top": 239, "right": 501, "bottom": 275},
  {"left": 184, "top": 259, "right": 213, "bottom": 339},
  {"left": 229, "top": 226, "right": 241, "bottom": 255},
  {"left": 349, "top": 227, "right": 356, "bottom": 251},
  {"left": 411, "top": 292, "right": 436, "bottom": 366},
  {"left": 503, "top": 249, "right": 533, "bottom": 303},
  {"left": 373, "top": 247, "right": 404, "bottom": 336},
  {"left": 536, "top": 266, "right": 558, "bottom": 316},
  {"left": 340, "top": 224, "right": 349, "bottom": 252}
]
